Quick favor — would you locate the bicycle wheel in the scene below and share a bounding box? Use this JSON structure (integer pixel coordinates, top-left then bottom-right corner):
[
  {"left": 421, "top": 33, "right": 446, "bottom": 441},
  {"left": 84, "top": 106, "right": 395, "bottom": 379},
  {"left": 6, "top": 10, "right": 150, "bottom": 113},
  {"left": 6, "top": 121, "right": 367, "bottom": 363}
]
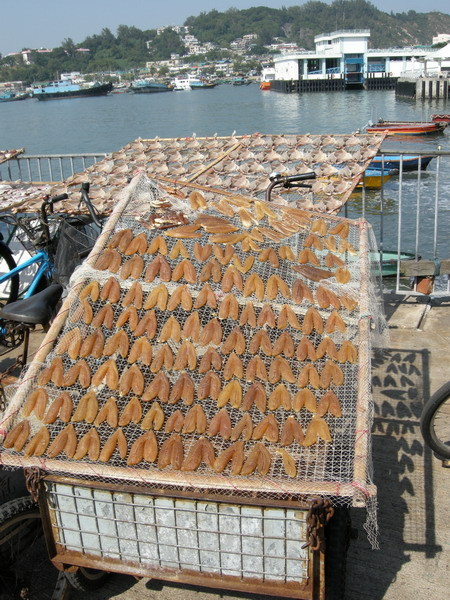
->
[
  {"left": 420, "top": 382, "right": 450, "bottom": 459},
  {"left": 0, "top": 495, "right": 59, "bottom": 599},
  {"left": 0, "top": 243, "right": 19, "bottom": 306}
]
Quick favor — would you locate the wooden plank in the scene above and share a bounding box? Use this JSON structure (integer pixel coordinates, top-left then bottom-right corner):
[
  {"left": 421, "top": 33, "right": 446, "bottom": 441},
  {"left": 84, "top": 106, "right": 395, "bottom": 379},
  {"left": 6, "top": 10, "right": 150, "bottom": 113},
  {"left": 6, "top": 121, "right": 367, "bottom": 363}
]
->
[
  {"left": 0, "top": 148, "right": 24, "bottom": 165},
  {"left": 398, "top": 259, "right": 450, "bottom": 276}
]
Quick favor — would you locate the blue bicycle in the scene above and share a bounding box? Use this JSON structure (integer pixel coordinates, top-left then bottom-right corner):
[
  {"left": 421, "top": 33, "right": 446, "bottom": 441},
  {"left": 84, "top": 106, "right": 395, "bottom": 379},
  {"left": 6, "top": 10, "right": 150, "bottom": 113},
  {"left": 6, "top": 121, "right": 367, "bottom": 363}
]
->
[
  {"left": 0, "top": 183, "right": 102, "bottom": 351},
  {"left": 0, "top": 193, "right": 68, "bottom": 307}
]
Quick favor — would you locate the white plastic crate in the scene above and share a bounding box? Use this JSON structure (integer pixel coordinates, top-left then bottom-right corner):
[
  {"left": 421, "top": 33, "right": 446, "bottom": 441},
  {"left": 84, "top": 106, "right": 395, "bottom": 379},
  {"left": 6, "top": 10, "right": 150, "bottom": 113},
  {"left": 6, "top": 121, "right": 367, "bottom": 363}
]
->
[{"left": 45, "top": 480, "right": 310, "bottom": 584}]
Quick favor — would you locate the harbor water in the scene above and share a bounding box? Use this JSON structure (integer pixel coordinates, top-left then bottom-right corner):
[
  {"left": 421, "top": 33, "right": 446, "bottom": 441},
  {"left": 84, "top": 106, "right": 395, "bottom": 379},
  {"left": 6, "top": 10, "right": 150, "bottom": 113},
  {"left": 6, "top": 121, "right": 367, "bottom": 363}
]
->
[{"left": 1, "top": 85, "right": 449, "bottom": 263}]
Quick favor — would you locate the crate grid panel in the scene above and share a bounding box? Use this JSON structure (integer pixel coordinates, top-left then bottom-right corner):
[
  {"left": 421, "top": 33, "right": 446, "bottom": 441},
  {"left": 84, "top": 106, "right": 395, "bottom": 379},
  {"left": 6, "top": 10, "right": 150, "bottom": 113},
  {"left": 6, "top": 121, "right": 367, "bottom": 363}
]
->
[{"left": 47, "top": 481, "right": 309, "bottom": 582}]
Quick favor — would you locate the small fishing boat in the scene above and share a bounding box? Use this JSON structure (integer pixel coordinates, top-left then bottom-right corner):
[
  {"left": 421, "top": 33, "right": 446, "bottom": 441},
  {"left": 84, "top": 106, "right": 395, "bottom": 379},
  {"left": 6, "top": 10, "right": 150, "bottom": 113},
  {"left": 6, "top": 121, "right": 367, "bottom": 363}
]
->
[
  {"left": 130, "top": 80, "right": 172, "bottom": 93},
  {"left": 33, "top": 80, "right": 112, "bottom": 100},
  {"left": 376, "top": 250, "right": 417, "bottom": 277},
  {"left": 431, "top": 114, "right": 450, "bottom": 123},
  {"left": 260, "top": 81, "right": 271, "bottom": 90},
  {"left": 357, "top": 168, "right": 397, "bottom": 189},
  {"left": 232, "top": 77, "right": 250, "bottom": 86},
  {"left": 369, "top": 155, "right": 434, "bottom": 172},
  {"left": 0, "top": 91, "right": 29, "bottom": 102},
  {"left": 189, "top": 80, "right": 216, "bottom": 90},
  {"left": 366, "top": 119, "right": 446, "bottom": 136}
]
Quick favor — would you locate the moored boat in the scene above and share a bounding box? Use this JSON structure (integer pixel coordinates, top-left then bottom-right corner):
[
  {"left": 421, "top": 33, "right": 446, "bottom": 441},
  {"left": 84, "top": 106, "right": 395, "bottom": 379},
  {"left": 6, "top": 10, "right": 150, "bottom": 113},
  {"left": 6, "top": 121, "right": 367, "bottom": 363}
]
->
[
  {"left": 189, "top": 80, "right": 216, "bottom": 89},
  {"left": 260, "top": 66, "right": 275, "bottom": 91},
  {"left": 130, "top": 79, "right": 172, "bottom": 93},
  {"left": 33, "top": 80, "right": 113, "bottom": 100},
  {"left": 375, "top": 250, "right": 417, "bottom": 277},
  {"left": 0, "top": 91, "right": 29, "bottom": 102},
  {"left": 172, "top": 75, "right": 198, "bottom": 90},
  {"left": 431, "top": 114, "right": 450, "bottom": 123},
  {"left": 369, "top": 155, "right": 434, "bottom": 172},
  {"left": 366, "top": 119, "right": 446, "bottom": 136},
  {"left": 232, "top": 77, "right": 250, "bottom": 86},
  {"left": 357, "top": 168, "right": 397, "bottom": 189}
]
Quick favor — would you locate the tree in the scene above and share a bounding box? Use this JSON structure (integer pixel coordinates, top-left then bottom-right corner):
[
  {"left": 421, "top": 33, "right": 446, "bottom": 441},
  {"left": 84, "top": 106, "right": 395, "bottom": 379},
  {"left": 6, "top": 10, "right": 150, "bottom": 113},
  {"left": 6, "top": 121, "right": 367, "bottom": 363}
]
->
[
  {"left": 158, "top": 65, "right": 170, "bottom": 77},
  {"left": 61, "top": 38, "right": 76, "bottom": 57}
]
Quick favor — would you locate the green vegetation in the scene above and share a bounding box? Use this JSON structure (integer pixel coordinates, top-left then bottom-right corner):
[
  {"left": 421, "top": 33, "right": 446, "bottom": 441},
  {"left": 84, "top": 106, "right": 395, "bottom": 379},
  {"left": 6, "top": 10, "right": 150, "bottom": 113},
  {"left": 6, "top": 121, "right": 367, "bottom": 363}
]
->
[{"left": 1, "top": 1, "right": 449, "bottom": 83}]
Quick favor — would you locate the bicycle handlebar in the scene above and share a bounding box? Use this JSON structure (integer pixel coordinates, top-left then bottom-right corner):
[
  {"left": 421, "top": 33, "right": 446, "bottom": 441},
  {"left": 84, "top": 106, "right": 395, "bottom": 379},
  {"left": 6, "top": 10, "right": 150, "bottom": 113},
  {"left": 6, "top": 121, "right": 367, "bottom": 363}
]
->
[
  {"left": 40, "top": 193, "right": 69, "bottom": 244},
  {"left": 265, "top": 171, "right": 316, "bottom": 202},
  {"left": 80, "top": 182, "right": 103, "bottom": 229}
]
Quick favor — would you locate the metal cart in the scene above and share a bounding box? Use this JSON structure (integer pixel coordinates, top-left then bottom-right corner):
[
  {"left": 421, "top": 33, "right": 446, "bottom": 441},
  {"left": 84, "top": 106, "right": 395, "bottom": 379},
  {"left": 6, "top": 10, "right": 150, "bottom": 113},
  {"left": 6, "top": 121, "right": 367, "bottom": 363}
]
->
[{"left": 1, "top": 175, "right": 377, "bottom": 599}]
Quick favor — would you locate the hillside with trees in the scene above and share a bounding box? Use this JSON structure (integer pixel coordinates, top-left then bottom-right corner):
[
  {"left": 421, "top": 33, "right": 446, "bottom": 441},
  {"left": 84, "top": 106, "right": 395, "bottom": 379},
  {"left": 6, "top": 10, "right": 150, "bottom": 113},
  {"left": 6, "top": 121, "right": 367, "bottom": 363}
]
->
[
  {"left": 1, "top": 1, "right": 450, "bottom": 83},
  {"left": 186, "top": 2, "right": 450, "bottom": 49}
]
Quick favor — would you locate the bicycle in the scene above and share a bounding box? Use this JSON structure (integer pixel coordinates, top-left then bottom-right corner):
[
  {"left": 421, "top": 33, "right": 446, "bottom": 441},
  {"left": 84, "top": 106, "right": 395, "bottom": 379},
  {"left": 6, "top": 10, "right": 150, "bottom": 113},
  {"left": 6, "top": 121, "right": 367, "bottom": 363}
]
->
[
  {"left": 420, "top": 382, "right": 450, "bottom": 466},
  {"left": 0, "top": 192, "right": 68, "bottom": 308},
  {"left": 0, "top": 183, "right": 102, "bottom": 354}
]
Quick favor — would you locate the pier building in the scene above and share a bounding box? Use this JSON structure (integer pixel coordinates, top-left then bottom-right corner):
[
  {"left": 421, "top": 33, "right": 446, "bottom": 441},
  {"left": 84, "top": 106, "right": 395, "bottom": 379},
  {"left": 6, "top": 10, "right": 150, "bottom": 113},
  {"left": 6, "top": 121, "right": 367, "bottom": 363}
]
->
[{"left": 271, "top": 29, "right": 450, "bottom": 94}]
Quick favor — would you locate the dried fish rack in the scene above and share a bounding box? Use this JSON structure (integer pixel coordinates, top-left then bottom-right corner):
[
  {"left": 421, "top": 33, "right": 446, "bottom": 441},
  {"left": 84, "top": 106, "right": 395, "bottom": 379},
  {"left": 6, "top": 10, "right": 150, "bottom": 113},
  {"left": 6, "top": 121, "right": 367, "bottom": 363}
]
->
[{"left": 0, "top": 175, "right": 378, "bottom": 598}]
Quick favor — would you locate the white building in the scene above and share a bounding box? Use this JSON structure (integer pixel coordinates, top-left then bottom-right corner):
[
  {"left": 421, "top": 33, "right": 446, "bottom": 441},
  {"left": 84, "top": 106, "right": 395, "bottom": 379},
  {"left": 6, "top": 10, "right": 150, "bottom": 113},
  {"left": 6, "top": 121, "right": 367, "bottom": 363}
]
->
[
  {"left": 273, "top": 30, "right": 436, "bottom": 87},
  {"left": 432, "top": 33, "right": 450, "bottom": 45}
]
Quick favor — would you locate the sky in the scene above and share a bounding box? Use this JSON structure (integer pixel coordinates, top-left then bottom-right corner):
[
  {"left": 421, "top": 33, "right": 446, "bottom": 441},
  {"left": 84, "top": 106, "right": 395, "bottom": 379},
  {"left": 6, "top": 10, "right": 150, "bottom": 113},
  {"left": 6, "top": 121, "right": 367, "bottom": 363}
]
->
[{"left": 1, "top": 0, "right": 450, "bottom": 56}]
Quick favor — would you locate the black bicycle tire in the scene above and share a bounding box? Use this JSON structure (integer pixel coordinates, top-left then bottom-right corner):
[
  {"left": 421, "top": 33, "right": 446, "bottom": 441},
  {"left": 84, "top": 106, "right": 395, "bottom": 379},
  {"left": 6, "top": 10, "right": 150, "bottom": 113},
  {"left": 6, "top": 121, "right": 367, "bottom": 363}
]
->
[
  {"left": 420, "top": 381, "right": 450, "bottom": 459},
  {"left": 0, "top": 243, "right": 19, "bottom": 305},
  {"left": 64, "top": 567, "right": 110, "bottom": 591},
  {"left": 0, "top": 495, "right": 41, "bottom": 565},
  {"left": 0, "top": 494, "right": 61, "bottom": 599}
]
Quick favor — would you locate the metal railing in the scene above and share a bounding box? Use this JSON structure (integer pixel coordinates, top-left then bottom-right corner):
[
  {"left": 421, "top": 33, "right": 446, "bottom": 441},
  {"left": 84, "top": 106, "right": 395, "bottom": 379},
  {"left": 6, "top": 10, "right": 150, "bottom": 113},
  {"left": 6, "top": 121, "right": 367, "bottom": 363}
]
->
[
  {"left": 345, "top": 150, "right": 450, "bottom": 297},
  {"left": 0, "top": 152, "right": 107, "bottom": 183}
]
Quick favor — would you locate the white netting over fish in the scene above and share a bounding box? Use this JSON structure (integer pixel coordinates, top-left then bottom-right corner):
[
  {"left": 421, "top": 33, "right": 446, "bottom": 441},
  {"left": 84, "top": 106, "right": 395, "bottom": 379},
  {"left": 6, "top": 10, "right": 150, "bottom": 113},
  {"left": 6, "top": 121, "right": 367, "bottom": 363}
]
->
[{"left": 0, "top": 174, "right": 386, "bottom": 548}]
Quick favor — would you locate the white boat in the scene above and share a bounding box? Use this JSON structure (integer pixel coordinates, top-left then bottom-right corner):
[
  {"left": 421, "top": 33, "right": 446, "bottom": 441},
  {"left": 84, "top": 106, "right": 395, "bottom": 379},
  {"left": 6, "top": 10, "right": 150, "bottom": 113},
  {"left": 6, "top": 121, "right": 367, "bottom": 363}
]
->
[{"left": 171, "top": 75, "right": 202, "bottom": 91}]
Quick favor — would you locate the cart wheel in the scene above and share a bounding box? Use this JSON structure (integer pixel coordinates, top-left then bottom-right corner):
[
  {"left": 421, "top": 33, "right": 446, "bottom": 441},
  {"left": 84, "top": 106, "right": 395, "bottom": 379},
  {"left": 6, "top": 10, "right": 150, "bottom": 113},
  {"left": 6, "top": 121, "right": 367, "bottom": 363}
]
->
[
  {"left": 65, "top": 567, "right": 110, "bottom": 591},
  {"left": 325, "top": 506, "right": 351, "bottom": 600}
]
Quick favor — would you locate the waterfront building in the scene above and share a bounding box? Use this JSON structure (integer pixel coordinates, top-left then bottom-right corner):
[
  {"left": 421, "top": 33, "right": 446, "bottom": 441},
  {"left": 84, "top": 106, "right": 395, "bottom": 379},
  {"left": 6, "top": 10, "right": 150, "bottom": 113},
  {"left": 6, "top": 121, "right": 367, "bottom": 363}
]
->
[{"left": 272, "top": 29, "right": 444, "bottom": 90}]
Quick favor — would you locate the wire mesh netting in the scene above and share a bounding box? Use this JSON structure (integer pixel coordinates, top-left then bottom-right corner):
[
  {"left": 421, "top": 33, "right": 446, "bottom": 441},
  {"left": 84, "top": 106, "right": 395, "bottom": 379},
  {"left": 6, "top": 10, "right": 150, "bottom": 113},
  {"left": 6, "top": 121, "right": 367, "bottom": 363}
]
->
[{"left": 1, "top": 174, "right": 385, "bottom": 547}]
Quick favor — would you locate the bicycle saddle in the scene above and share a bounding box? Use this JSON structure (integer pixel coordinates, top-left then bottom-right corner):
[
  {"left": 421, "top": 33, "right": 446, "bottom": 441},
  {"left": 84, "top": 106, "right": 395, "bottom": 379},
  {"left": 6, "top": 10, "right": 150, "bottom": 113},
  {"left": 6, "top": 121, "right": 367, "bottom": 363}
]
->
[{"left": 0, "top": 284, "right": 63, "bottom": 325}]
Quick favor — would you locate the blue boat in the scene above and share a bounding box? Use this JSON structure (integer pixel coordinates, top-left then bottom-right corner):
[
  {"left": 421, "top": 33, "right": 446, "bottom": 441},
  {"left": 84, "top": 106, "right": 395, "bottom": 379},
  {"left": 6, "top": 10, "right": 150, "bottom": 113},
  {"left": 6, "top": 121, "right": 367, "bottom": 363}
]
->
[
  {"left": 33, "top": 80, "right": 112, "bottom": 100},
  {"left": 0, "top": 91, "right": 29, "bottom": 102},
  {"left": 369, "top": 155, "right": 434, "bottom": 172},
  {"left": 189, "top": 80, "right": 216, "bottom": 90}
]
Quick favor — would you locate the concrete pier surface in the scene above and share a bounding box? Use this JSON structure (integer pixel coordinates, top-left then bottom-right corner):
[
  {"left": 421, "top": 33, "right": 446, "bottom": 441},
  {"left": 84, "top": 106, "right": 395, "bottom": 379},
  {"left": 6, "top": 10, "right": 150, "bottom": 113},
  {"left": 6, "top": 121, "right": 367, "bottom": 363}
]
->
[{"left": 1, "top": 296, "right": 449, "bottom": 600}]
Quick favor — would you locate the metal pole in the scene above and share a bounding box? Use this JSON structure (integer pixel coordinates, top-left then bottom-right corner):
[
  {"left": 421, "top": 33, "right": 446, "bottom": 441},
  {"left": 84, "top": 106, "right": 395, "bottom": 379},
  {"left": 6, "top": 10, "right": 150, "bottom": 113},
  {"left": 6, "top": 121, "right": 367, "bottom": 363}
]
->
[
  {"left": 379, "top": 154, "right": 384, "bottom": 261},
  {"left": 396, "top": 160, "right": 403, "bottom": 293},
  {"left": 415, "top": 156, "right": 422, "bottom": 260},
  {"left": 433, "top": 155, "right": 440, "bottom": 259}
]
